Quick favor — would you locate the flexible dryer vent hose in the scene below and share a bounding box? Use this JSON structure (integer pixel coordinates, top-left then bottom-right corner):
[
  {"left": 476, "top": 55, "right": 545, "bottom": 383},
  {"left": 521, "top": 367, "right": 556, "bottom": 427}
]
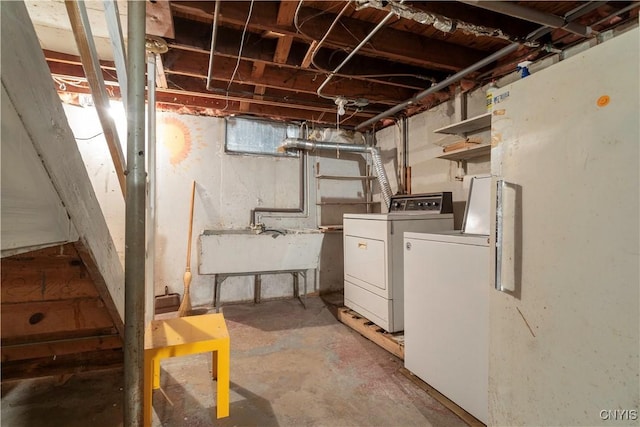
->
[{"left": 280, "top": 138, "right": 392, "bottom": 210}]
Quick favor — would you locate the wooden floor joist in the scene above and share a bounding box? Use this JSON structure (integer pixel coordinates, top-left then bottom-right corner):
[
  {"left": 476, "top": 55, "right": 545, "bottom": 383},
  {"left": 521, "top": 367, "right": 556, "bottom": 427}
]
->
[{"left": 336, "top": 307, "right": 404, "bottom": 360}]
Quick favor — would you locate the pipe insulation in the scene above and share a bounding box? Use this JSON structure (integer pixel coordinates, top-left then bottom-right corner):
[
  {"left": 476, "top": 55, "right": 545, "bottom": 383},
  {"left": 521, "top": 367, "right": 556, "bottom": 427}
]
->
[
  {"left": 280, "top": 138, "right": 393, "bottom": 209},
  {"left": 355, "top": 0, "right": 534, "bottom": 45}
]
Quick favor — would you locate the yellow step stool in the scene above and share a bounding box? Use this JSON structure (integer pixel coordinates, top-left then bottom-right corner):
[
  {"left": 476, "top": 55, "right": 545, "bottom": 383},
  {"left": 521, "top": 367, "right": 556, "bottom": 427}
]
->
[{"left": 144, "top": 313, "right": 230, "bottom": 426}]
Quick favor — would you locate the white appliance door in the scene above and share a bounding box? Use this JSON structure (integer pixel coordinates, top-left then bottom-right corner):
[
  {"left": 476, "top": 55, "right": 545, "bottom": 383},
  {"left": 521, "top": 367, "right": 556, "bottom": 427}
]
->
[
  {"left": 404, "top": 233, "right": 489, "bottom": 424},
  {"left": 489, "top": 29, "right": 639, "bottom": 426}
]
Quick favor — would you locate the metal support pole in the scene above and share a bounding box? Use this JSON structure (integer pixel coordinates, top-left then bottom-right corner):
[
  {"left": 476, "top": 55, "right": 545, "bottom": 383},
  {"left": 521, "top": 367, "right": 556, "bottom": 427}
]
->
[
  {"left": 124, "top": 1, "right": 146, "bottom": 425},
  {"left": 146, "top": 50, "right": 157, "bottom": 326}
]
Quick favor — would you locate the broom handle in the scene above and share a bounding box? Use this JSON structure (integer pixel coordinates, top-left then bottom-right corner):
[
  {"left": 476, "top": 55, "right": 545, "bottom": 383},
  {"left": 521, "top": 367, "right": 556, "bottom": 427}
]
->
[{"left": 186, "top": 180, "right": 196, "bottom": 270}]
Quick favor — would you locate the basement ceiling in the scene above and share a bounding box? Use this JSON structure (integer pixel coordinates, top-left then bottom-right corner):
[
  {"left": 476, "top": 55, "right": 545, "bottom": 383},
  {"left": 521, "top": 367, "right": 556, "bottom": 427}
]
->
[{"left": 27, "top": 1, "right": 639, "bottom": 129}]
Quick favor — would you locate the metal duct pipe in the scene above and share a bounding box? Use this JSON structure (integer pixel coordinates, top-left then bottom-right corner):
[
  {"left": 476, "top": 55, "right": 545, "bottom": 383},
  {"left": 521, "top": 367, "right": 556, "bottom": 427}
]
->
[
  {"left": 356, "top": 42, "right": 519, "bottom": 130},
  {"left": 459, "top": 1, "right": 592, "bottom": 37},
  {"left": 280, "top": 138, "right": 393, "bottom": 209},
  {"left": 316, "top": 1, "right": 401, "bottom": 99},
  {"left": 124, "top": 0, "right": 146, "bottom": 425},
  {"left": 206, "top": 0, "right": 221, "bottom": 91}
]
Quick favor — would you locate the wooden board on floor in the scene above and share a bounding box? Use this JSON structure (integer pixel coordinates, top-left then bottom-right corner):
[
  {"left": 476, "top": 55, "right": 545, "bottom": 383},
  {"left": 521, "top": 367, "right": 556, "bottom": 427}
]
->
[
  {"left": 337, "top": 307, "right": 404, "bottom": 360},
  {"left": 399, "top": 367, "right": 485, "bottom": 427}
]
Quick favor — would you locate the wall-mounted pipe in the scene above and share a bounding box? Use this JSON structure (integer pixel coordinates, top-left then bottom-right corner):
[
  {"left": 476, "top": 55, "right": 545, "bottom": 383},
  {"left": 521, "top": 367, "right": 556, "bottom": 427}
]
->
[
  {"left": 124, "top": 0, "right": 146, "bottom": 425},
  {"left": 250, "top": 151, "right": 309, "bottom": 228},
  {"left": 356, "top": 42, "right": 520, "bottom": 130},
  {"left": 206, "top": 0, "right": 221, "bottom": 91},
  {"left": 280, "top": 138, "right": 393, "bottom": 209},
  {"left": 401, "top": 117, "right": 408, "bottom": 194}
]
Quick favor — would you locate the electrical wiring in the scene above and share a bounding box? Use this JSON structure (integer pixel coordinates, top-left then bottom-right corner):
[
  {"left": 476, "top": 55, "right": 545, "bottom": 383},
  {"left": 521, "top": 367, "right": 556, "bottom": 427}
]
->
[
  {"left": 308, "top": 1, "right": 351, "bottom": 69},
  {"left": 74, "top": 132, "right": 104, "bottom": 141},
  {"left": 339, "top": 107, "right": 361, "bottom": 126},
  {"left": 52, "top": 75, "right": 85, "bottom": 91},
  {"left": 223, "top": 0, "right": 254, "bottom": 111},
  {"left": 227, "top": 0, "right": 254, "bottom": 92}
]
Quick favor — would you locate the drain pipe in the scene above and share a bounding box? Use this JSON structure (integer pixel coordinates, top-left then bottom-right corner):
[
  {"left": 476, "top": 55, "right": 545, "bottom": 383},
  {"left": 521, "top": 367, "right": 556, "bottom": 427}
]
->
[
  {"left": 124, "top": 0, "right": 146, "bottom": 425},
  {"left": 356, "top": 42, "right": 520, "bottom": 130},
  {"left": 280, "top": 138, "right": 393, "bottom": 209},
  {"left": 206, "top": 0, "right": 221, "bottom": 91},
  {"left": 316, "top": 1, "right": 402, "bottom": 100},
  {"left": 250, "top": 151, "right": 309, "bottom": 228}
]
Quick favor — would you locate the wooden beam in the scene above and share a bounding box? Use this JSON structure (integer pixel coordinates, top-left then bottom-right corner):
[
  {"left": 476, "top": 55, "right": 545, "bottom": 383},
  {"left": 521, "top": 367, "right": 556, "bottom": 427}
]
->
[
  {"left": 1, "top": 243, "right": 98, "bottom": 304},
  {"left": 337, "top": 308, "right": 404, "bottom": 360},
  {"left": 161, "top": 49, "right": 411, "bottom": 103},
  {"left": 65, "top": 0, "right": 126, "bottom": 197},
  {"left": 171, "top": 20, "right": 436, "bottom": 91},
  {"left": 273, "top": 36, "right": 293, "bottom": 64},
  {"left": 1, "top": 349, "right": 123, "bottom": 381},
  {"left": 276, "top": 0, "right": 299, "bottom": 26},
  {"left": 46, "top": 50, "right": 407, "bottom": 107},
  {"left": 301, "top": 41, "right": 318, "bottom": 68},
  {"left": 1, "top": 297, "right": 116, "bottom": 343},
  {"left": 74, "top": 241, "right": 124, "bottom": 337},
  {"left": 146, "top": 0, "right": 175, "bottom": 39},
  {"left": 1, "top": 335, "right": 122, "bottom": 362},
  {"left": 171, "top": 1, "right": 488, "bottom": 71}
]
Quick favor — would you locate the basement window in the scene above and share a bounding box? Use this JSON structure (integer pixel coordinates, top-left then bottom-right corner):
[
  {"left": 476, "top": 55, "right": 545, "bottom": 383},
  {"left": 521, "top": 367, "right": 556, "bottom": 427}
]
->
[{"left": 225, "top": 117, "right": 299, "bottom": 157}]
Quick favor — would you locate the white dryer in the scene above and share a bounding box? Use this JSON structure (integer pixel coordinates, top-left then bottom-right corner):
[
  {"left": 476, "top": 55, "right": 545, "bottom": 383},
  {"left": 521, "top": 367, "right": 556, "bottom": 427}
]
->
[{"left": 343, "top": 192, "right": 454, "bottom": 333}]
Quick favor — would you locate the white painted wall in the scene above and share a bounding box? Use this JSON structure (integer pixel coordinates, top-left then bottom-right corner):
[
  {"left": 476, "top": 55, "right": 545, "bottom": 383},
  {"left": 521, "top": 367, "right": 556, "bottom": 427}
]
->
[
  {"left": 376, "top": 90, "right": 491, "bottom": 229},
  {"left": 65, "top": 106, "right": 367, "bottom": 310},
  {"left": 1, "top": 87, "right": 78, "bottom": 256}
]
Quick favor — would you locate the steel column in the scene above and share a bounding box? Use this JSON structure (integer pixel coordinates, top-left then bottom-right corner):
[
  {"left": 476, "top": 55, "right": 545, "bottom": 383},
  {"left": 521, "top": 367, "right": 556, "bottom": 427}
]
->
[{"left": 124, "top": 0, "right": 146, "bottom": 425}]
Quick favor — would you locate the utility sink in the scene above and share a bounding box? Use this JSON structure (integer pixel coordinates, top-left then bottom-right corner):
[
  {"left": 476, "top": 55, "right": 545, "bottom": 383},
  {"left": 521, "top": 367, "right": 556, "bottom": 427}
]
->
[{"left": 198, "top": 228, "right": 324, "bottom": 275}]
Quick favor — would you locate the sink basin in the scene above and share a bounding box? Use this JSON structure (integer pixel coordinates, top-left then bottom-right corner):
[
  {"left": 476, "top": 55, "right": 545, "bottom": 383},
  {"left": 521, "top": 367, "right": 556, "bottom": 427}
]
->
[{"left": 198, "top": 228, "right": 324, "bottom": 275}]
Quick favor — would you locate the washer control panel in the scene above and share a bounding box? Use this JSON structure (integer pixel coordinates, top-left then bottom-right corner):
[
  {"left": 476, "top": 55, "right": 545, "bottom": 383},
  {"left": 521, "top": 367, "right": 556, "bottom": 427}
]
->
[{"left": 389, "top": 192, "right": 453, "bottom": 213}]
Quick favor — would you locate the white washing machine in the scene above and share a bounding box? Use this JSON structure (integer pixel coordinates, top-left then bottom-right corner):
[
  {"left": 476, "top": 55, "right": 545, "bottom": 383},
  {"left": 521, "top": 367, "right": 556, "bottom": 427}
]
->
[
  {"left": 343, "top": 193, "right": 454, "bottom": 333},
  {"left": 403, "top": 176, "right": 491, "bottom": 424}
]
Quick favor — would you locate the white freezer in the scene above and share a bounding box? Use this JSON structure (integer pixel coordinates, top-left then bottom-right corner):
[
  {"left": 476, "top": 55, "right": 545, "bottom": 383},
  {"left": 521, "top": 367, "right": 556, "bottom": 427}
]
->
[{"left": 489, "top": 28, "right": 639, "bottom": 426}]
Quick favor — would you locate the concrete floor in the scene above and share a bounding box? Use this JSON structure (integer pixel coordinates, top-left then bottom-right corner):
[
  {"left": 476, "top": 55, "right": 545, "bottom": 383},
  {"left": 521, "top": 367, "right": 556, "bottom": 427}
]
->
[{"left": 2, "top": 296, "right": 466, "bottom": 427}]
